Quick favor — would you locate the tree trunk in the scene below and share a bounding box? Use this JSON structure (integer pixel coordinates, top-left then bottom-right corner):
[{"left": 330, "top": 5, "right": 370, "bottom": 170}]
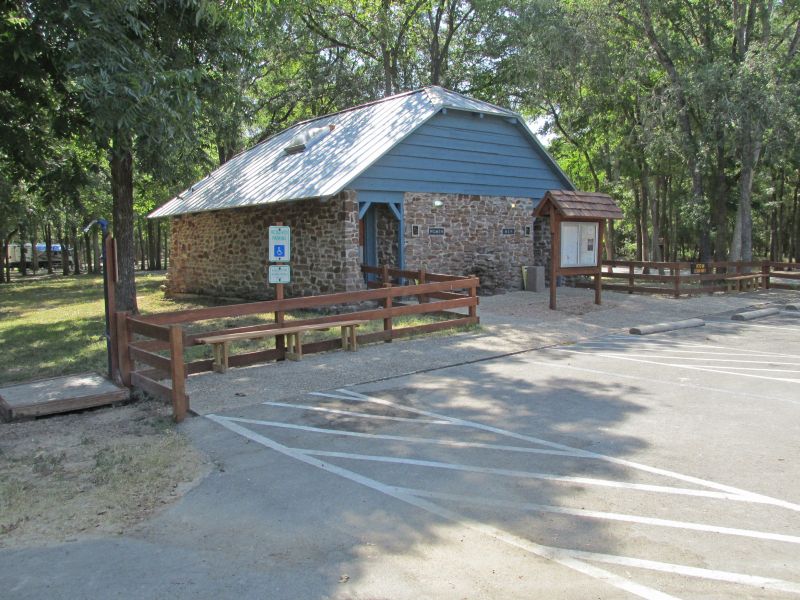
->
[
  {"left": 45, "top": 223, "right": 54, "bottom": 274},
  {"left": 57, "top": 223, "right": 70, "bottom": 275},
  {"left": 72, "top": 226, "right": 81, "bottom": 274},
  {"left": 155, "top": 220, "right": 162, "bottom": 269},
  {"left": 1, "top": 238, "right": 7, "bottom": 283},
  {"left": 640, "top": 176, "right": 650, "bottom": 263},
  {"left": 31, "top": 223, "right": 39, "bottom": 274},
  {"left": 733, "top": 124, "right": 761, "bottom": 261},
  {"left": 791, "top": 172, "right": 800, "bottom": 262},
  {"left": 633, "top": 186, "right": 643, "bottom": 260},
  {"left": 137, "top": 216, "right": 146, "bottom": 270},
  {"left": 712, "top": 130, "right": 728, "bottom": 260},
  {"left": 605, "top": 220, "right": 614, "bottom": 260},
  {"left": 110, "top": 133, "right": 138, "bottom": 313}
]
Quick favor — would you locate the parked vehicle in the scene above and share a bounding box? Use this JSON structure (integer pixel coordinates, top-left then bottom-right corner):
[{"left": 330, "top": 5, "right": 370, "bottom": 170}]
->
[{"left": 5, "top": 243, "right": 74, "bottom": 270}]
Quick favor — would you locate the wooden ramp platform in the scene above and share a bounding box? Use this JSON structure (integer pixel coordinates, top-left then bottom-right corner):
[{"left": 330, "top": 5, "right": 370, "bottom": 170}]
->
[{"left": 0, "top": 373, "right": 129, "bottom": 422}]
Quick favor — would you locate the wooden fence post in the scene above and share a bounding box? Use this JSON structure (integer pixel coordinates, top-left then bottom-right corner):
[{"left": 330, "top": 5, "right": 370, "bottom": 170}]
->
[
  {"left": 418, "top": 268, "right": 428, "bottom": 303},
  {"left": 275, "top": 281, "right": 286, "bottom": 360},
  {"left": 762, "top": 261, "right": 771, "bottom": 289},
  {"left": 116, "top": 311, "right": 133, "bottom": 387},
  {"left": 469, "top": 281, "right": 478, "bottom": 321},
  {"left": 382, "top": 264, "right": 390, "bottom": 287},
  {"left": 169, "top": 324, "right": 188, "bottom": 422},
  {"left": 673, "top": 263, "right": 681, "bottom": 298},
  {"left": 628, "top": 263, "right": 634, "bottom": 294},
  {"left": 383, "top": 286, "right": 393, "bottom": 342}
]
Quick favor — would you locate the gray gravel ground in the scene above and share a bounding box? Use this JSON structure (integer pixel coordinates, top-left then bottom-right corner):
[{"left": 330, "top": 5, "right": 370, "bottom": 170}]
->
[{"left": 187, "top": 286, "right": 800, "bottom": 415}]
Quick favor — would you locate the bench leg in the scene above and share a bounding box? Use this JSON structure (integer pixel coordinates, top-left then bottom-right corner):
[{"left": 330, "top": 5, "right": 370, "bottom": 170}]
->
[
  {"left": 340, "top": 326, "right": 358, "bottom": 351},
  {"left": 212, "top": 342, "right": 229, "bottom": 374},
  {"left": 349, "top": 325, "right": 358, "bottom": 351},
  {"left": 286, "top": 332, "right": 303, "bottom": 361}
]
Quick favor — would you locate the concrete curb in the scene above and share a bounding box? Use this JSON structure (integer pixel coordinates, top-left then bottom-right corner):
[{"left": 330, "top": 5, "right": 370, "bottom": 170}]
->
[
  {"left": 731, "top": 307, "right": 781, "bottom": 321},
  {"left": 629, "top": 318, "right": 705, "bottom": 335}
]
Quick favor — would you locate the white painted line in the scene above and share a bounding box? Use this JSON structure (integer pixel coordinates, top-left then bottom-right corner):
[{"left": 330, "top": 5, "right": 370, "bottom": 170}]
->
[
  {"left": 564, "top": 548, "right": 800, "bottom": 594},
  {"left": 686, "top": 365, "right": 800, "bottom": 373},
  {"left": 321, "top": 389, "right": 800, "bottom": 511},
  {"left": 209, "top": 415, "right": 800, "bottom": 597},
  {"left": 705, "top": 321, "right": 800, "bottom": 332},
  {"left": 222, "top": 416, "right": 586, "bottom": 458},
  {"left": 525, "top": 359, "right": 800, "bottom": 407},
  {"left": 206, "top": 414, "right": 682, "bottom": 600},
  {"left": 400, "top": 488, "right": 800, "bottom": 545},
  {"left": 565, "top": 353, "right": 799, "bottom": 366},
  {"left": 577, "top": 340, "right": 800, "bottom": 360},
  {"left": 298, "top": 448, "right": 761, "bottom": 503},
  {"left": 261, "top": 401, "right": 456, "bottom": 425},
  {"left": 554, "top": 348, "right": 800, "bottom": 384}
]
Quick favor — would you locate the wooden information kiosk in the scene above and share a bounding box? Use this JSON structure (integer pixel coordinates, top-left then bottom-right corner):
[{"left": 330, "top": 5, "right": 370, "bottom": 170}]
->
[{"left": 533, "top": 190, "right": 623, "bottom": 310}]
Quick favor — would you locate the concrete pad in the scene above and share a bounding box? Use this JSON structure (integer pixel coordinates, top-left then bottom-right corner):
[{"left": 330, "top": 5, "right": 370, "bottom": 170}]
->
[
  {"left": 629, "top": 318, "right": 704, "bottom": 335},
  {"left": 0, "top": 373, "right": 128, "bottom": 421},
  {"left": 731, "top": 307, "right": 781, "bottom": 321}
]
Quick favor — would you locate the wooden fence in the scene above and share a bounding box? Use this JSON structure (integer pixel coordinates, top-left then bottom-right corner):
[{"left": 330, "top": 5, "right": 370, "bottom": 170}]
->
[
  {"left": 574, "top": 260, "right": 800, "bottom": 297},
  {"left": 115, "top": 266, "right": 479, "bottom": 421}
]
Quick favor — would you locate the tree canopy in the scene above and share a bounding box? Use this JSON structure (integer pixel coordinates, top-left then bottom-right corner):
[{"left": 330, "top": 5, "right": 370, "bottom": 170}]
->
[{"left": 2, "top": 0, "right": 799, "bottom": 297}]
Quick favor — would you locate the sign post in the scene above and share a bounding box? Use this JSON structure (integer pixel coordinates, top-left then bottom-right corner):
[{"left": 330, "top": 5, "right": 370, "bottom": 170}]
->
[{"left": 269, "top": 223, "right": 291, "bottom": 359}]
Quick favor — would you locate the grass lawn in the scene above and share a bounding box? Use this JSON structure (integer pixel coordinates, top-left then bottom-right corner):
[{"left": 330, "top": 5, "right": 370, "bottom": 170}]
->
[{"left": 0, "top": 272, "right": 472, "bottom": 386}]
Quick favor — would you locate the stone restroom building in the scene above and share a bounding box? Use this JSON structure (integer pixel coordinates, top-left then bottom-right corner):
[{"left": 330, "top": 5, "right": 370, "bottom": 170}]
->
[{"left": 149, "top": 86, "right": 574, "bottom": 299}]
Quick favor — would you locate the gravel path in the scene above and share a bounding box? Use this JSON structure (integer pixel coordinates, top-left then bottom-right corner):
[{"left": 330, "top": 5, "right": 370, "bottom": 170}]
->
[{"left": 186, "top": 286, "right": 800, "bottom": 415}]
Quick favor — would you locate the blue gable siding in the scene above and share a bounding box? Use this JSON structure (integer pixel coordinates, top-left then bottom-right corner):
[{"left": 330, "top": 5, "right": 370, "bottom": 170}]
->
[{"left": 351, "top": 110, "right": 571, "bottom": 202}]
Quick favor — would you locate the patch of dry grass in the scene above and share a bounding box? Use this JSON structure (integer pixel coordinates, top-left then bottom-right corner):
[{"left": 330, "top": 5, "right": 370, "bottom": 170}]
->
[{"left": 0, "top": 396, "right": 209, "bottom": 548}]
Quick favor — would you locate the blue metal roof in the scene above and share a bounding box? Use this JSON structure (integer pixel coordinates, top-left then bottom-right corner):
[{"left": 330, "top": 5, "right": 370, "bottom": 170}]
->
[{"left": 149, "top": 86, "right": 571, "bottom": 218}]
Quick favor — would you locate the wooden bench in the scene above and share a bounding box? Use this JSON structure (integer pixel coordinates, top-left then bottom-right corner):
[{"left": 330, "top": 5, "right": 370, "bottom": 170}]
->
[
  {"left": 725, "top": 274, "right": 764, "bottom": 292},
  {"left": 196, "top": 320, "right": 369, "bottom": 373}
]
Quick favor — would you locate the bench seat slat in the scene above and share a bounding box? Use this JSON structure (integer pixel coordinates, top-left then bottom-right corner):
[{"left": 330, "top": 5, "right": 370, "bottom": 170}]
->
[{"left": 196, "top": 320, "right": 369, "bottom": 345}]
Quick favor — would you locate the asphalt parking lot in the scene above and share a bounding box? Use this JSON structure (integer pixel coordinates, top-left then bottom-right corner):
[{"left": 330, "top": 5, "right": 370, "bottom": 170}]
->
[
  {"left": 205, "top": 310, "right": 800, "bottom": 599},
  {"left": 3, "top": 306, "right": 799, "bottom": 599}
]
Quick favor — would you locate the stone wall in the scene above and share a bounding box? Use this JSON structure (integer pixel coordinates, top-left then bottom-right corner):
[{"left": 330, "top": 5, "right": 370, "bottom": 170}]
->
[
  {"left": 402, "top": 192, "right": 536, "bottom": 292},
  {"left": 166, "top": 191, "right": 363, "bottom": 299}
]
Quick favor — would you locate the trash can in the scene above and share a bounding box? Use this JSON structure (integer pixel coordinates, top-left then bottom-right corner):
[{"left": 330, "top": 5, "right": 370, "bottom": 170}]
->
[{"left": 522, "top": 265, "right": 545, "bottom": 292}]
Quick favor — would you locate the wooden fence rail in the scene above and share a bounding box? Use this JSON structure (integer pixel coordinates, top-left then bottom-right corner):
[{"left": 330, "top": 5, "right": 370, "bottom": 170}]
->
[
  {"left": 576, "top": 260, "right": 799, "bottom": 297},
  {"left": 116, "top": 266, "right": 479, "bottom": 421}
]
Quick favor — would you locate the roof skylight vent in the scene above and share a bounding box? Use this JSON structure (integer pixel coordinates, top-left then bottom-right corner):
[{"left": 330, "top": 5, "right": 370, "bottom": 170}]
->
[{"left": 284, "top": 124, "right": 335, "bottom": 154}]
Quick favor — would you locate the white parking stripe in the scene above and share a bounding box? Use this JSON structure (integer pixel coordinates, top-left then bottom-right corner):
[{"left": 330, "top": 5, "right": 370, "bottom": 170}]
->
[
  {"left": 705, "top": 321, "right": 800, "bottom": 332},
  {"left": 299, "top": 448, "right": 761, "bottom": 502},
  {"left": 563, "top": 548, "right": 800, "bottom": 594},
  {"left": 208, "top": 415, "right": 800, "bottom": 597},
  {"left": 400, "top": 488, "right": 800, "bottom": 545},
  {"left": 222, "top": 416, "right": 585, "bottom": 457},
  {"left": 554, "top": 348, "right": 800, "bottom": 384},
  {"left": 206, "top": 414, "right": 681, "bottom": 600},
  {"left": 529, "top": 358, "right": 800, "bottom": 406},
  {"left": 573, "top": 336, "right": 800, "bottom": 359},
  {"left": 563, "top": 353, "right": 799, "bottom": 366},
  {"left": 578, "top": 341, "right": 800, "bottom": 360},
  {"left": 261, "top": 401, "right": 456, "bottom": 425},
  {"left": 319, "top": 389, "right": 800, "bottom": 511}
]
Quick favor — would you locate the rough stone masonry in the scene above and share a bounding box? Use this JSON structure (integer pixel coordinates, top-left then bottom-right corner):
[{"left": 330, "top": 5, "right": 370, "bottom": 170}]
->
[
  {"left": 402, "top": 192, "right": 536, "bottom": 292},
  {"left": 166, "top": 191, "right": 363, "bottom": 299},
  {"left": 165, "top": 190, "right": 549, "bottom": 298}
]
